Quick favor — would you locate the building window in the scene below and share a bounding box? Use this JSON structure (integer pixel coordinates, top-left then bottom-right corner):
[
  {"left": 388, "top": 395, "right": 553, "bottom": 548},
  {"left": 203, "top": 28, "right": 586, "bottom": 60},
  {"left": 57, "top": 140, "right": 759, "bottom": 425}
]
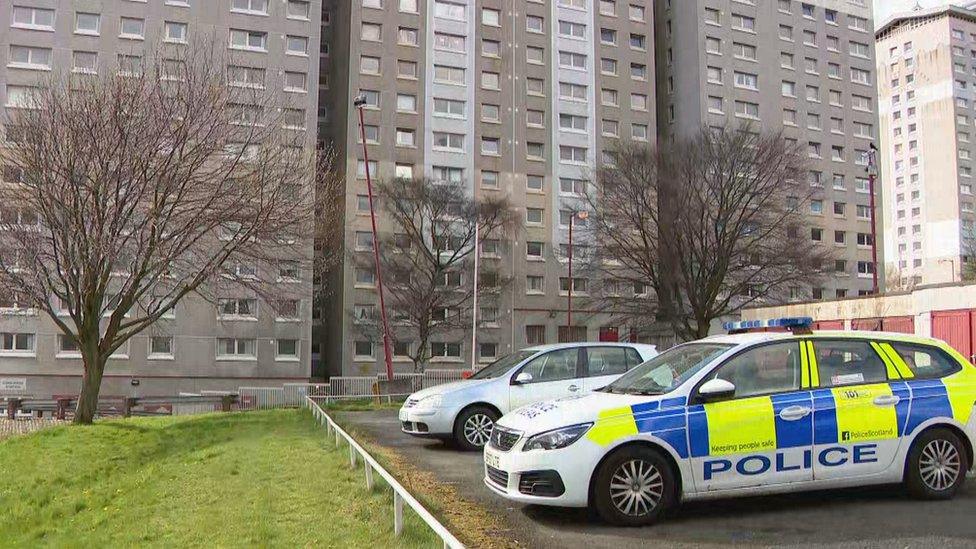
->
[
  {"left": 148, "top": 336, "right": 174, "bottom": 359},
  {"left": 232, "top": 0, "right": 269, "bottom": 14},
  {"left": 216, "top": 338, "right": 256, "bottom": 359},
  {"left": 276, "top": 339, "right": 299, "bottom": 360},
  {"left": 164, "top": 21, "right": 188, "bottom": 43},
  {"left": 355, "top": 340, "right": 374, "bottom": 359},
  {"left": 12, "top": 6, "right": 55, "bottom": 31},
  {"left": 120, "top": 17, "right": 146, "bottom": 40},
  {"left": 287, "top": 0, "right": 311, "bottom": 20},
  {"left": 431, "top": 342, "right": 462, "bottom": 359},
  {"left": 217, "top": 298, "right": 258, "bottom": 318},
  {"left": 0, "top": 333, "right": 34, "bottom": 355},
  {"left": 526, "top": 325, "right": 546, "bottom": 345},
  {"left": 75, "top": 13, "right": 101, "bottom": 35},
  {"left": 58, "top": 335, "right": 81, "bottom": 357},
  {"left": 230, "top": 29, "right": 268, "bottom": 52},
  {"left": 286, "top": 35, "right": 309, "bottom": 56},
  {"left": 8, "top": 46, "right": 52, "bottom": 70},
  {"left": 479, "top": 343, "right": 498, "bottom": 361}
]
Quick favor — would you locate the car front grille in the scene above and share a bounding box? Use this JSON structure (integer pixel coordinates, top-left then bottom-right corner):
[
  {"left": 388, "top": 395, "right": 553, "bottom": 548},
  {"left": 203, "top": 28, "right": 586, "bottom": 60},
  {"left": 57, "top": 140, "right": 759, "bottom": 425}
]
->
[
  {"left": 518, "top": 470, "right": 565, "bottom": 497},
  {"left": 489, "top": 425, "right": 522, "bottom": 452},
  {"left": 486, "top": 465, "right": 509, "bottom": 488}
]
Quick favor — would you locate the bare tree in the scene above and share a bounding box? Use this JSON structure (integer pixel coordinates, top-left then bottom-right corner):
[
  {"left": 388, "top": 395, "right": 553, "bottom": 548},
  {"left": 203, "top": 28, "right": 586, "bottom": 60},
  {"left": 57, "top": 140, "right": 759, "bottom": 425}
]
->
[
  {"left": 352, "top": 177, "right": 514, "bottom": 373},
  {"left": 885, "top": 267, "right": 920, "bottom": 292},
  {"left": 658, "top": 127, "right": 832, "bottom": 339},
  {"left": 0, "top": 44, "right": 320, "bottom": 423},
  {"left": 584, "top": 142, "right": 664, "bottom": 333},
  {"left": 961, "top": 226, "right": 976, "bottom": 283}
]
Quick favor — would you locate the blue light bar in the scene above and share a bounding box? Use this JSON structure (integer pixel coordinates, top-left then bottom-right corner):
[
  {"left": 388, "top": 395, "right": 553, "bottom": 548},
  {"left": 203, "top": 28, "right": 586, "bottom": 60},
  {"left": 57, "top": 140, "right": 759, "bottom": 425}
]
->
[{"left": 724, "top": 317, "right": 814, "bottom": 333}]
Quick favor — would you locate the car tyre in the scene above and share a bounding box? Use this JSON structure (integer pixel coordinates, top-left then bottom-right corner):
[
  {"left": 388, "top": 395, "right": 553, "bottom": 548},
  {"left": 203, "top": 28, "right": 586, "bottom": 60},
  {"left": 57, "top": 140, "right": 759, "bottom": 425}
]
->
[
  {"left": 905, "top": 427, "right": 967, "bottom": 500},
  {"left": 593, "top": 446, "right": 676, "bottom": 527},
  {"left": 453, "top": 406, "right": 499, "bottom": 451}
]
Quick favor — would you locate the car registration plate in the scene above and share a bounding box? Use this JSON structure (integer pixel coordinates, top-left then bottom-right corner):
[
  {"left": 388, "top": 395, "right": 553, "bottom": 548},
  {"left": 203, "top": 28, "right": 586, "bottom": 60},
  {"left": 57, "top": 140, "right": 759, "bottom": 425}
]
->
[
  {"left": 484, "top": 450, "right": 501, "bottom": 469},
  {"left": 398, "top": 410, "right": 408, "bottom": 422}
]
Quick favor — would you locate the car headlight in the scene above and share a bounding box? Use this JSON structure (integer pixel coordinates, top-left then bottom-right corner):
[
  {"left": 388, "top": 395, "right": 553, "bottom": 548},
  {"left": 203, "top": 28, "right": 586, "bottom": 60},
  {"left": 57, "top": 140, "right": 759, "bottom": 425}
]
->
[
  {"left": 522, "top": 423, "right": 593, "bottom": 452},
  {"left": 414, "top": 394, "right": 443, "bottom": 409}
]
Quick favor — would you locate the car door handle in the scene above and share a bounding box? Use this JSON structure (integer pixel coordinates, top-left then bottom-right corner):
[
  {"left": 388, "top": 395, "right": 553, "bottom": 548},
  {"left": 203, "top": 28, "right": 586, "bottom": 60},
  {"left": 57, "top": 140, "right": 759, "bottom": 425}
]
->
[
  {"left": 568, "top": 385, "right": 580, "bottom": 392},
  {"left": 873, "top": 395, "right": 900, "bottom": 407},
  {"left": 778, "top": 405, "right": 811, "bottom": 421}
]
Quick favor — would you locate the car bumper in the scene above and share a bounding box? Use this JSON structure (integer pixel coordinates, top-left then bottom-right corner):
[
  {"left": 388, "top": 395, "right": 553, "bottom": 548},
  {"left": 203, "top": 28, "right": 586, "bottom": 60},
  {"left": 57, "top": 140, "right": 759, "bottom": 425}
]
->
[
  {"left": 482, "top": 442, "right": 596, "bottom": 507},
  {"left": 398, "top": 406, "right": 456, "bottom": 437}
]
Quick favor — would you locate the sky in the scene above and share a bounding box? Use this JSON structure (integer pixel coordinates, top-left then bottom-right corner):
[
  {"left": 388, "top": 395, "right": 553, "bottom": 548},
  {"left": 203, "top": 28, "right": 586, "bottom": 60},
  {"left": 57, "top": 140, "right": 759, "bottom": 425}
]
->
[{"left": 874, "top": 0, "right": 961, "bottom": 23}]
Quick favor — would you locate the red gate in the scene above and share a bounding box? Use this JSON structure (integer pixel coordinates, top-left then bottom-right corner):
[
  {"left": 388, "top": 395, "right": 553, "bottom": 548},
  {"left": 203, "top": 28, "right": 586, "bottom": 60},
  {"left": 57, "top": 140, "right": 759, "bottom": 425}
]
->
[
  {"left": 852, "top": 318, "right": 882, "bottom": 331},
  {"left": 813, "top": 320, "right": 845, "bottom": 330},
  {"left": 931, "top": 310, "right": 976, "bottom": 361},
  {"left": 881, "top": 316, "right": 915, "bottom": 334}
]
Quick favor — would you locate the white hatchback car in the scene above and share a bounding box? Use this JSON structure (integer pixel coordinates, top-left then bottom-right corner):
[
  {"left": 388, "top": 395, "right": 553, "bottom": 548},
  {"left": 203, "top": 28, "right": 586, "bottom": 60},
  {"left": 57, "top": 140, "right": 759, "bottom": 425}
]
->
[{"left": 399, "top": 342, "right": 658, "bottom": 450}]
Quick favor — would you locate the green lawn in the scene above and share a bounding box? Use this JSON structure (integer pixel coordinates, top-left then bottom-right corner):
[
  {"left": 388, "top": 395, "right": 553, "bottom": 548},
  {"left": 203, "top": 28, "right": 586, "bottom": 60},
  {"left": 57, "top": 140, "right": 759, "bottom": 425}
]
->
[{"left": 0, "top": 410, "right": 439, "bottom": 548}]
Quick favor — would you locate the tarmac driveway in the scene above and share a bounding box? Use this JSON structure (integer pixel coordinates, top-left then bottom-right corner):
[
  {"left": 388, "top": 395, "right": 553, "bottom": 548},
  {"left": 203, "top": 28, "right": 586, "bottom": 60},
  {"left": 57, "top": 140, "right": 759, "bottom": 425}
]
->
[{"left": 338, "top": 409, "right": 976, "bottom": 548}]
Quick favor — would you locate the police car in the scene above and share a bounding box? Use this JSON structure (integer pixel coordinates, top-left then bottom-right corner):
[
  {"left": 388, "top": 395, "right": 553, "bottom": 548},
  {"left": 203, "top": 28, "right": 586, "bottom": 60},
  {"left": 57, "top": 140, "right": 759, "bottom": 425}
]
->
[{"left": 483, "top": 318, "right": 976, "bottom": 526}]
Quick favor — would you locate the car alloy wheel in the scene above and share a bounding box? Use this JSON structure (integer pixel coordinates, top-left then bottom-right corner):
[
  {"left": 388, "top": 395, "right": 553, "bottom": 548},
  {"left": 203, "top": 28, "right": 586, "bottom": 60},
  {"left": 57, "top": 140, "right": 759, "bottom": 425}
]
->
[
  {"left": 919, "top": 438, "right": 961, "bottom": 492},
  {"left": 608, "top": 459, "right": 664, "bottom": 517},
  {"left": 463, "top": 413, "right": 494, "bottom": 447}
]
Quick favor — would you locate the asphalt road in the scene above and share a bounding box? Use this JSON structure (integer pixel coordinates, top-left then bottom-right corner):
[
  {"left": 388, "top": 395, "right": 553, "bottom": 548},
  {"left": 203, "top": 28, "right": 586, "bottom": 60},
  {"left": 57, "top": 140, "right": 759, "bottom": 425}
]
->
[{"left": 338, "top": 409, "right": 976, "bottom": 548}]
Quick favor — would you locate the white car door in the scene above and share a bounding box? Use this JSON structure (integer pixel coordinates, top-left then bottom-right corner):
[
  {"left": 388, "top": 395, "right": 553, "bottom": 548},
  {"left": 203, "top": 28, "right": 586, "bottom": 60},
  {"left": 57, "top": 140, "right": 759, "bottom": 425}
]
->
[
  {"left": 583, "top": 346, "right": 643, "bottom": 391},
  {"left": 509, "top": 347, "right": 584, "bottom": 410}
]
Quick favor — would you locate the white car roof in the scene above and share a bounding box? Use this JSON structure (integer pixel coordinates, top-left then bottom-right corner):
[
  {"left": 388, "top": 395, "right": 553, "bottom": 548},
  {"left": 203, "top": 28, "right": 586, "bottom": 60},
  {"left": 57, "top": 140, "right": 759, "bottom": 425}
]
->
[{"left": 521, "top": 342, "right": 657, "bottom": 354}]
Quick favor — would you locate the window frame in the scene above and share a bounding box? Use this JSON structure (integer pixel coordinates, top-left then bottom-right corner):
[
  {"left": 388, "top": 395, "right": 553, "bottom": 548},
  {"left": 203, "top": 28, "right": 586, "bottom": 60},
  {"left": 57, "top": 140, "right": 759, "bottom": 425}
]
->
[
  {"left": 884, "top": 341, "right": 963, "bottom": 380},
  {"left": 692, "top": 340, "right": 806, "bottom": 402},
  {"left": 511, "top": 347, "right": 585, "bottom": 384},
  {"left": 808, "top": 338, "right": 895, "bottom": 388}
]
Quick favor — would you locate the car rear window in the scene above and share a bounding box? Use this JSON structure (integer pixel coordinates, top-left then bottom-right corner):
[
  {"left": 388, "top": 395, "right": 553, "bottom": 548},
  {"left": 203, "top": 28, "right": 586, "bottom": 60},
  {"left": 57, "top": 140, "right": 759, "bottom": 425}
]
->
[
  {"left": 586, "top": 347, "right": 630, "bottom": 377},
  {"left": 887, "top": 342, "right": 961, "bottom": 379},
  {"left": 811, "top": 339, "right": 887, "bottom": 387}
]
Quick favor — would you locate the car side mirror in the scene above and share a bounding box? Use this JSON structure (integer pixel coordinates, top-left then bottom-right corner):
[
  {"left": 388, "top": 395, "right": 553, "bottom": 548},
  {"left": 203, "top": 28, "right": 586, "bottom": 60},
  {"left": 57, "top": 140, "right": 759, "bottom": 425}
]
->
[
  {"left": 512, "top": 372, "right": 533, "bottom": 385},
  {"left": 697, "top": 379, "right": 736, "bottom": 402}
]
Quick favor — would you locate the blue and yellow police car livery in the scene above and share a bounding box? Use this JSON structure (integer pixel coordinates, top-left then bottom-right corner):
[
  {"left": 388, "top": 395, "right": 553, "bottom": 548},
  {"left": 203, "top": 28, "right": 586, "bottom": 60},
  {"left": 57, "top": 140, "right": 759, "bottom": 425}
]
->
[{"left": 483, "top": 319, "right": 976, "bottom": 526}]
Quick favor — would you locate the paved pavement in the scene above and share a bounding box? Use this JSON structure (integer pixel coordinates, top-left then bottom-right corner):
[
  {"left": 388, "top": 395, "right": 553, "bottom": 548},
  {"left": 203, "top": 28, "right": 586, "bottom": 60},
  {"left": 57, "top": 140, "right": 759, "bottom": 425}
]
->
[{"left": 338, "top": 409, "right": 976, "bottom": 549}]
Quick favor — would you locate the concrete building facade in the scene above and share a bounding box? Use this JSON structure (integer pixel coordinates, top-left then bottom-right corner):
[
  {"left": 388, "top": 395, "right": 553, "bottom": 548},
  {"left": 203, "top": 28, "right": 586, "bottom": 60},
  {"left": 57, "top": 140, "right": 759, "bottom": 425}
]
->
[
  {"left": 0, "top": 0, "right": 320, "bottom": 397},
  {"left": 876, "top": 5, "right": 976, "bottom": 287},
  {"left": 318, "top": 0, "right": 660, "bottom": 376},
  {"left": 317, "top": 0, "right": 885, "bottom": 376},
  {"left": 655, "top": 0, "right": 883, "bottom": 299}
]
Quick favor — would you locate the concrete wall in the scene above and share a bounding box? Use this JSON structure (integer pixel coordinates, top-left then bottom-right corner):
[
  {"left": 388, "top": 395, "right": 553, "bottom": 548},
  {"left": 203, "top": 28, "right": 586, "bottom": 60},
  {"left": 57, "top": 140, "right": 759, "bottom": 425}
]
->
[{"left": 742, "top": 282, "right": 976, "bottom": 339}]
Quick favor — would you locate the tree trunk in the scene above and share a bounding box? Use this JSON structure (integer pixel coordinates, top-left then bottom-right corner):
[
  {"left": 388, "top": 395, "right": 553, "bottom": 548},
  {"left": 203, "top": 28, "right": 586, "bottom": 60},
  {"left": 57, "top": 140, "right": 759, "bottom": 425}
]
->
[{"left": 74, "top": 354, "right": 106, "bottom": 424}]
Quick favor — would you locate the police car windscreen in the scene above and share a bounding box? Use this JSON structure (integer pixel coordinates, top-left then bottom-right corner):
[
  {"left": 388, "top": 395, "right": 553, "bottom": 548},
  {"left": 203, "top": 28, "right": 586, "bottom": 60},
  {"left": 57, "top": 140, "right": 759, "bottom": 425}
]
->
[{"left": 601, "top": 343, "right": 733, "bottom": 395}]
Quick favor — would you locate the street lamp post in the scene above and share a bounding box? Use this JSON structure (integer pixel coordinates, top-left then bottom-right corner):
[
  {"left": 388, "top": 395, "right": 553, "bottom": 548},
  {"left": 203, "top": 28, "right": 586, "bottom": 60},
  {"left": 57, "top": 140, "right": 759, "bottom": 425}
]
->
[
  {"left": 866, "top": 143, "right": 880, "bottom": 295},
  {"left": 470, "top": 221, "right": 479, "bottom": 370},
  {"left": 354, "top": 94, "right": 395, "bottom": 381},
  {"left": 567, "top": 210, "right": 588, "bottom": 341}
]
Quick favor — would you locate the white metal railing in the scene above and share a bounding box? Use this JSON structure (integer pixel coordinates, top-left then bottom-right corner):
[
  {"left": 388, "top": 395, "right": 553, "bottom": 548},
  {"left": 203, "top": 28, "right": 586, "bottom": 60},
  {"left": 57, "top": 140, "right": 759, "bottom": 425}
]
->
[
  {"left": 238, "top": 387, "right": 287, "bottom": 410},
  {"left": 420, "top": 369, "right": 468, "bottom": 388},
  {"left": 303, "top": 397, "right": 464, "bottom": 549},
  {"left": 237, "top": 369, "right": 473, "bottom": 409}
]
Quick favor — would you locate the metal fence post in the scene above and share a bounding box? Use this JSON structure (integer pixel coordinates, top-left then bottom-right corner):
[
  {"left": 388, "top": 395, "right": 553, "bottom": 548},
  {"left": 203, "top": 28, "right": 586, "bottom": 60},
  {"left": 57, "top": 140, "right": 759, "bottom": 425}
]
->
[
  {"left": 393, "top": 492, "right": 404, "bottom": 536},
  {"left": 365, "top": 462, "right": 374, "bottom": 491},
  {"left": 335, "top": 430, "right": 340, "bottom": 447},
  {"left": 123, "top": 397, "right": 138, "bottom": 418},
  {"left": 349, "top": 443, "right": 357, "bottom": 468}
]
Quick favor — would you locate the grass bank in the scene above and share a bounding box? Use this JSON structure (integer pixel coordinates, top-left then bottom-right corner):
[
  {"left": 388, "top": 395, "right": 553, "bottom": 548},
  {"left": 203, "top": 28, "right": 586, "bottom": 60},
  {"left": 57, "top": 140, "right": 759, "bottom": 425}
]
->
[{"left": 0, "top": 410, "right": 438, "bottom": 547}]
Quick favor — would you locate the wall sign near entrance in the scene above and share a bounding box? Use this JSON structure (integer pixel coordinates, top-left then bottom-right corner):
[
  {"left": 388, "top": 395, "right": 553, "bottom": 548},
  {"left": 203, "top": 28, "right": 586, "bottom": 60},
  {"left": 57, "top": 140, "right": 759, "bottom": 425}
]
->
[{"left": 0, "top": 378, "right": 27, "bottom": 392}]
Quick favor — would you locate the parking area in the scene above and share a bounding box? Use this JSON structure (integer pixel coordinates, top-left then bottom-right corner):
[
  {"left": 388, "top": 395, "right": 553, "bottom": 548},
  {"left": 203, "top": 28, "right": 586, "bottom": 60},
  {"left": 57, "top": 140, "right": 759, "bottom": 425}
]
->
[{"left": 338, "top": 409, "right": 976, "bottom": 548}]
